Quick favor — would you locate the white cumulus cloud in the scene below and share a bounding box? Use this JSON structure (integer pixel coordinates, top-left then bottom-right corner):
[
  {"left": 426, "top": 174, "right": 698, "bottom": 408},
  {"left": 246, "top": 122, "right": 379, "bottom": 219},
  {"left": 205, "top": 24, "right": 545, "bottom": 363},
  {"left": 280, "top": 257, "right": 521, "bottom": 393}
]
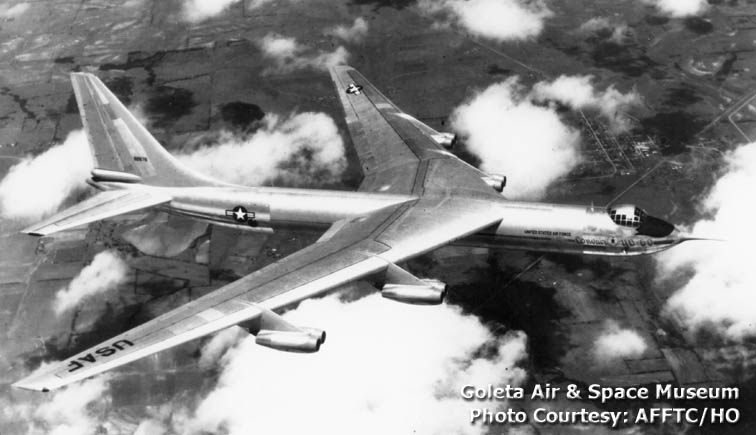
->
[
  {"left": 577, "top": 17, "right": 629, "bottom": 44},
  {"left": 326, "top": 17, "right": 369, "bottom": 43},
  {"left": 657, "top": 142, "right": 756, "bottom": 339},
  {"left": 178, "top": 112, "right": 346, "bottom": 187},
  {"left": 179, "top": 294, "right": 528, "bottom": 435},
  {"left": 0, "top": 130, "right": 91, "bottom": 221},
  {"left": 4, "top": 376, "right": 112, "bottom": 435},
  {"left": 593, "top": 320, "right": 647, "bottom": 363},
  {"left": 258, "top": 33, "right": 349, "bottom": 74},
  {"left": 181, "top": 0, "right": 240, "bottom": 23},
  {"left": 642, "top": 0, "right": 708, "bottom": 17},
  {"left": 54, "top": 250, "right": 129, "bottom": 315},
  {"left": 198, "top": 326, "right": 248, "bottom": 369},
  {"left": 451, "top": 77, "right": 581, "bottom": 199},
  {"left": 0, "top": 2, "right": 30, "bottom": 18},
  {"left": 419, "top": 0, "right": 553, "bottom": 41},
  {"left": 531, "top": 75, "right": 642, "bottom": 132}
]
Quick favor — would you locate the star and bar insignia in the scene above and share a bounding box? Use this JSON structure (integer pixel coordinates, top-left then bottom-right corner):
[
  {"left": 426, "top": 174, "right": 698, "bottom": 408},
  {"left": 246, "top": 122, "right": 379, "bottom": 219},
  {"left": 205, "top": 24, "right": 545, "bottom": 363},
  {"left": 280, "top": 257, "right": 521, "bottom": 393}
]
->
[
  {"left": 346, "top": 83, "right": 363, "bottom": 95},
  {"left": 225, "top": 205, "right": 255, "bottom": 223}
]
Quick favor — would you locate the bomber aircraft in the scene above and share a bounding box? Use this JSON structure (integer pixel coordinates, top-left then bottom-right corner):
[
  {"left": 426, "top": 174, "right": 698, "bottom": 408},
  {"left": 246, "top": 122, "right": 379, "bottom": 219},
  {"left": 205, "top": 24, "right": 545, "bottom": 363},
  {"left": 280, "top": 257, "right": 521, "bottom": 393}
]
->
[{"left": 14, "top": 66, "right": 700, "bottom": 391}]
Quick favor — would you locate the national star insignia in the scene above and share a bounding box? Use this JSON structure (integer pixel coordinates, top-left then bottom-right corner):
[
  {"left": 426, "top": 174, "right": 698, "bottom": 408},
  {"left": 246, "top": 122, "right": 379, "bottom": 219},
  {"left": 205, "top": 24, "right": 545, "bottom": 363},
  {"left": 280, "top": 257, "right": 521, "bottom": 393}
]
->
[
  {"left": 346, "top": 83, "right": 363, "bottom": 95},
  {"left": 226, "top": 205, "right": 250, "bottom": 223}
]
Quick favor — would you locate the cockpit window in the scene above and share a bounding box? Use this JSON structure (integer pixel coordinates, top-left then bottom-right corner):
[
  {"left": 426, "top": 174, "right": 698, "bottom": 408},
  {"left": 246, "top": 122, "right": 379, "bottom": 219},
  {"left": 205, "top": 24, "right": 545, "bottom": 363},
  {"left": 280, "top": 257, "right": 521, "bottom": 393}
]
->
[{"left": 609, "top": 205, "right": 646, "bottom": 228}]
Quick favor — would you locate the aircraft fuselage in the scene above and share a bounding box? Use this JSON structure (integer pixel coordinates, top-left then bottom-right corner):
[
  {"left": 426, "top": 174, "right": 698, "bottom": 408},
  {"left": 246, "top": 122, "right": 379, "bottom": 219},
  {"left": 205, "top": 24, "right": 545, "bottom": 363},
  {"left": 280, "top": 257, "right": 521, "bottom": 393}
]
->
[{"left": 98, "top": 183, "right": 684, "bottom": 257}]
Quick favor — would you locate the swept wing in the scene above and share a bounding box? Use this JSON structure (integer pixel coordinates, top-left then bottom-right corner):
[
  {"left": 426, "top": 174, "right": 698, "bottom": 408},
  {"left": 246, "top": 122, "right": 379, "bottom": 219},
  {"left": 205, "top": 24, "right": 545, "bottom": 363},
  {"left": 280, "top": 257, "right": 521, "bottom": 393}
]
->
[
  {"left": 329, "top": 65, "right": 498, "bottom": 197},
  {"left": 14, "top": 198, "right": 501, "bottom": 391}
]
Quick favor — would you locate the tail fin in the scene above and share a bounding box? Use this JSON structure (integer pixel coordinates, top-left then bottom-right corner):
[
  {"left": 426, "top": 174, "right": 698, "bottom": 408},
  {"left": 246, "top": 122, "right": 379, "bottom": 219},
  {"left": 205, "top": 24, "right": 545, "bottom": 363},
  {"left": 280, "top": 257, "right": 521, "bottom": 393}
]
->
[{"left": 71, "top": 73, "right": 223, "bottom": 187}]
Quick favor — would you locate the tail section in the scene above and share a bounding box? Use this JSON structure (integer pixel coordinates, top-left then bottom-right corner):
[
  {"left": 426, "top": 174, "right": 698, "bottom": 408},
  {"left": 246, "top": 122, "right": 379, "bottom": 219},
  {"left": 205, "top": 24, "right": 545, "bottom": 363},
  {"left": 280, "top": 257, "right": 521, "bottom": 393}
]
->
[
  {"left": 22, "top": 74, "right": 226, "bottom": 236},
  {"left": 71, "top": 73, "right": 223, "bottom": 187}
]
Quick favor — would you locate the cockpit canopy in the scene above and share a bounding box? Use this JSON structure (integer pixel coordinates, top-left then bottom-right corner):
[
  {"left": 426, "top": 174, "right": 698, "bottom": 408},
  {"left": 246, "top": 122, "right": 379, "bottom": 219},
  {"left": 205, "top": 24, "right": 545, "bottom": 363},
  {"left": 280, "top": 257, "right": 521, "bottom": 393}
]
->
[
  {"left": 608, "top": 204, "right": 676, "bottom": 237},
  {"left": 608, "top": 204, "right": 646, "bottom": 228}
]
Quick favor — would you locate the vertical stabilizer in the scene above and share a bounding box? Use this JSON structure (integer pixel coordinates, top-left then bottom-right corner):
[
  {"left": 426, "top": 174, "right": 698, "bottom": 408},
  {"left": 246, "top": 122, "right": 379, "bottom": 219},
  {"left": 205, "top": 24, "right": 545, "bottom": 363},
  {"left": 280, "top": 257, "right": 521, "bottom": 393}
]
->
[{"left": 71, "top": 73, "right": 225, "bottom": 187}]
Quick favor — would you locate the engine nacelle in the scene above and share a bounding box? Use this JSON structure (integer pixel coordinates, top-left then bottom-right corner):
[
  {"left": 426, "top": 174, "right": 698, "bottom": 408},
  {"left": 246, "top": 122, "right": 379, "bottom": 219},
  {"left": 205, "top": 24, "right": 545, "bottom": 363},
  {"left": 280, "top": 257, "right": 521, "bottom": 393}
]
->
[
  {"left": 381, "top": 280, "right": 447, "bottom": 305},
  {"left": 299, "top": 327, "right": 326, "bottom": 345},
  {"left": 91, "top": 168, "right": 143, "bottom": 184},
  {"left": 430, "top": 132, "right": 458, "bottom": 149},
  {"left": 482, "top": 174, "right": 506, "bottom": 192},
  {"left": 255, "top": 330, "right": 321, "bottom": 353}
]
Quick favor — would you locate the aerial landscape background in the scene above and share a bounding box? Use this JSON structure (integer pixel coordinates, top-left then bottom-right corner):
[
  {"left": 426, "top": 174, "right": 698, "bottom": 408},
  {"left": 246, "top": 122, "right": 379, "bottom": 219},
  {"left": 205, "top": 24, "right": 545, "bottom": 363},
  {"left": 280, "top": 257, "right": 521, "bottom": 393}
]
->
[{"left": 0, "top": 0, "right": 754, "bottom": 433}]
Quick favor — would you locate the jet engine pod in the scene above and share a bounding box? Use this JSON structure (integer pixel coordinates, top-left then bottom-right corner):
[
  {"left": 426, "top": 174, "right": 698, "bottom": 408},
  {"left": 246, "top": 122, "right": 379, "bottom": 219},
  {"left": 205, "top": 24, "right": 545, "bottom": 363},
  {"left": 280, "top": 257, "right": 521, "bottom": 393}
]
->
[
  {"left": 381, "top": 282, "right": 446, "bottom": 305},
  {"left": 482, "top": 174, "right": 506, "bottom": 192},
  {"left": 255, "top": 330, "right": 321, "bottom": 353},
  {"left": 431, "top": 132, "right": 458, "bottom": 149},
  {"left": 299, "top": 327, "right": 327, "bottom": 345},
  {"left": 91, "top": 168, "right": 143, "bottom": 184}
]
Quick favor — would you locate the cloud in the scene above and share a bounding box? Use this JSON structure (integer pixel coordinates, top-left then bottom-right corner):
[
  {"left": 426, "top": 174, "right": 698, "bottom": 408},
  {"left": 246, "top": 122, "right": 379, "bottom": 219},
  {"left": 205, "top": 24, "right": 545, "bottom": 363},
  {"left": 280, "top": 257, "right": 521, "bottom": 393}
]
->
[
  {"left": 134, "top": 419, "right": 169, "bottom": 435},
  {"left": 36, "top": 378, "right": 109, "bottom": 434},
  {"left": 326, "top": 17, "right": 369, "bottom": 43},
  {"left": 180, "top": 294, "right": 528, "bottom": 435},
  {"left": 578, "top": 17, "right": 612, "bottom": 33},
  {"left": 258, "top": 33, "right": 349, "bottom": 74},
  {"left": 54, "top": 250, "right": 129, "bottom": 315},
  {"left": 178, "top": 112, "right": 346, "bottom": 187},
  {"left": 531, "top": 75, "right": 642, "bottom": 132},
  {"left": 577, "top": 17, "right": 629, "bottom": 44},
  {"left": 657, "top": 142, "right": 756, "bottom": 339},
  {"left": 593, "top": 320, "right": 647, "bottom": 363},
  {"left": 642, "top": 0, "right": 708, "bottom": 17},
  {"left": 181, "top": 0, "right": 240, "bottom": 22},
  {"left": 451, "top": 77, "right": 581, "bottom": 199},
  {"left": 0, "top": 2, "right": 30, "bottom": 19},
  {"left": 198, "top": 326, "right": 247, "bottom": 369},
  {"left": 419, "top": 0, "right": 553, "bottom": 41},
  {"left": 0, "top": 130, "right": 91, "bottom": 221},
  {"left": 3, "top": 377, "right": 111, "bottom": 435}
]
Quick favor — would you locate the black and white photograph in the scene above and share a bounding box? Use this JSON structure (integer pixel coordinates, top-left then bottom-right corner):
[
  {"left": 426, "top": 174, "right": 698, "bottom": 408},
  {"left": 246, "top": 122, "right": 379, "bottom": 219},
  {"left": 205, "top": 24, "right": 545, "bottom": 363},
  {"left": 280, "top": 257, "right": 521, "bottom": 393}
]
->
[{"left": 0, "top": 0, "right": 752, "bottom": 433}]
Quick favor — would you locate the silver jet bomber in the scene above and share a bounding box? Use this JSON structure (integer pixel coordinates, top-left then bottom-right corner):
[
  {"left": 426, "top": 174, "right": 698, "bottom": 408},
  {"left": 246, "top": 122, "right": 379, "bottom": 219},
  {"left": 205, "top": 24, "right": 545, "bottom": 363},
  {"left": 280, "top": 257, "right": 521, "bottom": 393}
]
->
[{"left": 14, "top": 66, "right": 700, "bottom": 392}]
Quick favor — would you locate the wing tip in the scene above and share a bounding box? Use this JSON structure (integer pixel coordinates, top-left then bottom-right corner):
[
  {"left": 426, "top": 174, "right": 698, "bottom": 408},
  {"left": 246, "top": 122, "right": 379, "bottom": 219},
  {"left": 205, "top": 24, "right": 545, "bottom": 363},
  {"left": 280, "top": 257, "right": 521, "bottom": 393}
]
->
[
  {"left": 20, "top": 222, "right": 50, "bottom": 236},
  {"left": 11, "top": 377, "right": 53, "bottom": 393},
  {"left": 21, "top": 227, "right": 46, "bottom": 236}
]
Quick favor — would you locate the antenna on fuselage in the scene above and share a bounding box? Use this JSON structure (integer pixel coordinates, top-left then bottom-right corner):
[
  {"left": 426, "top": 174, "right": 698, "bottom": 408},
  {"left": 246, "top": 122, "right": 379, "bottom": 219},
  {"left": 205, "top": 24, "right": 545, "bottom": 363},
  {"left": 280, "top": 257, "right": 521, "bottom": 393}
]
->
[{"left": 605, "top": 159, "right": 667, "bottom": 210}]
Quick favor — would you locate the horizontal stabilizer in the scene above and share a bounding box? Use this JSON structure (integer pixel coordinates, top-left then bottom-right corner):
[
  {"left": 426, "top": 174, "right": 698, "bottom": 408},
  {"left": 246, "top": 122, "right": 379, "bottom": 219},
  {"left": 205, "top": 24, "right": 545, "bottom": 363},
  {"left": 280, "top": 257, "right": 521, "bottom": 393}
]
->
[{"left": 23, "top": 190, "right": 171, "bottom": 236}]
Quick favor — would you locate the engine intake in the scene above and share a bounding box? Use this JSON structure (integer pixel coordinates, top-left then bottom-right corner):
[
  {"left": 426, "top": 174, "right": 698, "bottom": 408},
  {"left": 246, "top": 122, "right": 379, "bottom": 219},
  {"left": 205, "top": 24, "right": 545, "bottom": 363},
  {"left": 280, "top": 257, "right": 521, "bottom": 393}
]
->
[
  {"left": 431, "top": 132, "right": 458, "bottom": 149},
  {"left": 381, "top": 279, "right": 447, "bottom": 305},
  {"left": 255, "top": 330, "right": 322, "bottom": 353},
  {"left": 482, "top": 174, "right": 506, "bottom": 192}
]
